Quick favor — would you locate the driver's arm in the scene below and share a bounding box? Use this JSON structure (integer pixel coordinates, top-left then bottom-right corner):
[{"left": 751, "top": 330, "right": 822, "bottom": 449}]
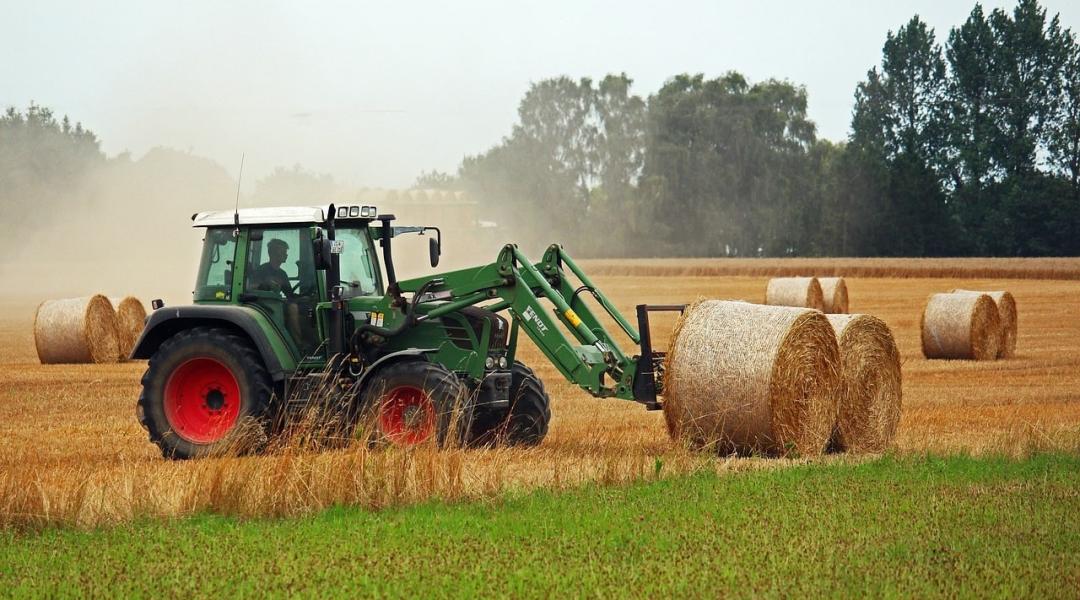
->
[{"left": 277, "top": 269, "right": 298, "bottom": 299}]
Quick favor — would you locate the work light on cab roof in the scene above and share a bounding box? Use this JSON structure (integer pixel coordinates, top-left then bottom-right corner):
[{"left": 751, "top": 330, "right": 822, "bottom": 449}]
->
[{"left": 337, "top": 205, "right": 378, "bottom": 219}]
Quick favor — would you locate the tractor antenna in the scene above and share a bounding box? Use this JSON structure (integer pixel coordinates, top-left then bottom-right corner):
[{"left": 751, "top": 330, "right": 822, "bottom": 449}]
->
[{"left": 232, "top": 153, "right": 245, "bottom": 237}]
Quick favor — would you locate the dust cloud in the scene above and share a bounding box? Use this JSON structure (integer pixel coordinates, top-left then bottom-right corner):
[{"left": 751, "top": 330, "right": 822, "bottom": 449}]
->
[
  {"left": 1, "top": 148, "right": 233, "bottom": 313},
  {"left": 0, "top": 149, "right": 517, "bottom": 317}
]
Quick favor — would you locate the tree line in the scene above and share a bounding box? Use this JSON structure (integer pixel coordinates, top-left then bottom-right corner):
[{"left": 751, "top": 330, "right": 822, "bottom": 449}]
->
[
  {"left": 5, "top": 0, "right": 1077, "bottom": 259},
  {"left": 423, "top": 0, "right": 1080, "bottom": 257}
]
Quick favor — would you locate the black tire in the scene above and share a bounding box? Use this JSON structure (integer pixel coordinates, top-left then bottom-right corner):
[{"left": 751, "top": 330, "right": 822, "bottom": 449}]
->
[
  {"left": 137, "top": 327, "right": 275, "bottom": 459},
  {"left": 358, "top": 360, "right": 473, "bottom": 448},
  {"left": 468, "top": 361, "right": 551, "bottom": 447}
]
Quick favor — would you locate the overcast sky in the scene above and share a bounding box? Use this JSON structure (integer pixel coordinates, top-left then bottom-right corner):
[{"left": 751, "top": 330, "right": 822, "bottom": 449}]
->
[{"left": 3, "top": 0, "right": 1078, "bottom": 188}]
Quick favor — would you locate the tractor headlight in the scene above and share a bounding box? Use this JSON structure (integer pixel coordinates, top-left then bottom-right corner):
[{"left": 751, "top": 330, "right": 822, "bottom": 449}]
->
[
  {"left": 484, "top": 356, "right": 495, "bottom": 370},
  {"left": 498, "top": 356, "right": 508, "bottom": 369},
  {"left": 349, "top": 206, "right": 360, "bottom": 218},
  {"left": 361, "top": 205, "right": 376, "bottom": 217}
]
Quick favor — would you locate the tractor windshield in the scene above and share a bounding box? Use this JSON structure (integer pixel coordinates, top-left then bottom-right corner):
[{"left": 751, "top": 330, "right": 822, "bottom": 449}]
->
[
  {"left": 337, "top": 227, "right": 382, "bottom": 298},
  {"left": 194, "top": 228, "right": 237, "bottom": 302}
]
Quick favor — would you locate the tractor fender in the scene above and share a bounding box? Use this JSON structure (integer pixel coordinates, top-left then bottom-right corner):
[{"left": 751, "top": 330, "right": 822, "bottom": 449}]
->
[
  {"left": 355, "top": 348, "right": 437, "bottom": 392},
  {"left": 130, "top": 305, "right": 297, "bottom": 381}
]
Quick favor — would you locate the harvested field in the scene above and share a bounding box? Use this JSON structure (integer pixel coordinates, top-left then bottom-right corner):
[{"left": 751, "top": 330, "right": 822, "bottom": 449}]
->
[
  {"left": 581, "top": 257, "right": 1080, "bottom": 280},
  {"left": 1, "top": 258, "right": 1079, "bottom": 528}
]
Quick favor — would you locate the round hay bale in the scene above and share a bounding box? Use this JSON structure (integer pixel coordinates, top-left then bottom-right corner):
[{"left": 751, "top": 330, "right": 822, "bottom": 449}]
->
[
  {"left": 34, "top": 295, "right": 120, "bottom": 364},
  {"left": 920, "top": 293, "right": 1002, "bottom": 360},
  {"left": 663, "top": 300, "right": 840, "bottom": 457},
  {"left": 951, "top": 289, "right": 1017, "bottom": 358},
  {"left": 765, "top": 277, "right": 825, "bottom": 311},
  {"left": 109, "top": 296, "right": 148, "bottom": 360},
  {"left": 825, "top": 314, "right": 902, "bottom": 453},
  {"left": 819, "top": 277, "right": 849, "bottom": 314}
]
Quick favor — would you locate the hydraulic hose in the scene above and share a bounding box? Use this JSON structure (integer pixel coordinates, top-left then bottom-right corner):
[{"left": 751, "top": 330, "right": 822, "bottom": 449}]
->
[{"left": 351, "top": 279, "right": 439, "bottom": 346}]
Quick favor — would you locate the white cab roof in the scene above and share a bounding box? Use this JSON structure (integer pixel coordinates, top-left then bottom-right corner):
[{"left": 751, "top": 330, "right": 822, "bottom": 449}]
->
[{"left": 192, "top": 205, "right": 332, "bottom": 227}]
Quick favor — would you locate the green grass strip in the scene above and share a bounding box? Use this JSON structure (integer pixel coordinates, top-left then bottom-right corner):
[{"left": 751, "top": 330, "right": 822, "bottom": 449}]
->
[{"left": 2, "top": 453, "right": 1079, "bottom": 598}]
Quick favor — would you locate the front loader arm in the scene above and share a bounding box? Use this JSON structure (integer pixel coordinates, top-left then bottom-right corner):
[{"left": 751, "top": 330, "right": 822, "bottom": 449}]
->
[{"left": 396, "top": 244, "right": 679, "bottom": 405}]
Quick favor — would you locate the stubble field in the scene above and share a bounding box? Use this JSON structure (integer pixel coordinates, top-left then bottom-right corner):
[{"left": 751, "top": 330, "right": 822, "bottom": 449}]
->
[{"left": 1, "top": 258, "right": 1079, "bottom": 529}]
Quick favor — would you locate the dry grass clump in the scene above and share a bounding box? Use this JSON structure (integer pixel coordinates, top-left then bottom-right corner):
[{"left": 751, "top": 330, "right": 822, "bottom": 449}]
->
[
  {"left": 952, "top": 289, "right": 1017, "bottom": 358},
  {"left": 825, "top": 314, "right": 902, "bottom": 453},
  {"left": 921, "top": 293, "right": 1002, "bottom": 360},
  {"left": 819, "top": 277, "right": 849, "bottom": 314},
  {"left": 33, "top": 295, "right": 119, "bottom": 364},
  {"left": 109, "top": 296, "right": 147, "bottom": 360},
  {"left": 663, "top": 300, "right": 840, "bottom": 457},
  {"left": 766, "top": 277, "right": 825, "bottom": 311}
]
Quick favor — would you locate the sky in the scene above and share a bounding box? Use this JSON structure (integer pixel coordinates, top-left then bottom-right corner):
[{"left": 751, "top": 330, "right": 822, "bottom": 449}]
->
[{"left": 3, "top": 0, "right": 1079, "bottom": 188}]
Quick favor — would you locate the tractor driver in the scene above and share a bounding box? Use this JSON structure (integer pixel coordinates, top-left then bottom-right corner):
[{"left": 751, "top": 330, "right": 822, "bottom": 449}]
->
[{"left": 252, "top": 238, "right": 296, "bottom": 298}]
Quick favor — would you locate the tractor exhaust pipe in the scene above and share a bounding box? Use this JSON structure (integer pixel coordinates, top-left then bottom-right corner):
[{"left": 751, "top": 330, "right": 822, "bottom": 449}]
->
[{"left": 378, "top": 215, "right": 403, "bottom": 305}]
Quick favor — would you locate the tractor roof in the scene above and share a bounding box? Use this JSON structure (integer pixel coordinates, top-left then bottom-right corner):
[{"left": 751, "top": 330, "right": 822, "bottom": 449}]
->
[{"left": 191, "top": 205, "right": 332, "bottom": 228}]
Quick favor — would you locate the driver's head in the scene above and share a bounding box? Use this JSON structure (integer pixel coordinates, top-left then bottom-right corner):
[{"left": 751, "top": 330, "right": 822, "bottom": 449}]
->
[{"left": 267, "top": 239, "right": 289, "bottom": 266}]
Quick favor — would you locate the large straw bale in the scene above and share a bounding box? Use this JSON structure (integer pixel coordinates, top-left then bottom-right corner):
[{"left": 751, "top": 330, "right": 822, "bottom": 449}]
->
[
  {"left": 920, "top": 293, "right": 1002, "bottom": 360},
  {"left": 663, "top": 300, "right": 840, "bottom": 456},
  {"left": 825, "top": 314, "right": 902, "bottom": 453},
  {"left": 34, "top": 295, "right": 120, "bottom": 364},
  {"left": 765, "top": 277, "right": 825, "bottom": 311},
  {"left": 819, "top": 277, "right": 849, "bottom": 314},
  {"left": 951, "top": 289, "right": 1017, "bottom": 358},
  {"left": 109, "top": 296, "right": 148, "bottom": 360}
]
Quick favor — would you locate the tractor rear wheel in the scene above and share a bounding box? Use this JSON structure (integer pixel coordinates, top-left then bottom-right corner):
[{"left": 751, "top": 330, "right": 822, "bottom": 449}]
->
[
  {"left": 137, "top": 327, "right": 274, "bottom": 459},
  {"left": 358, "top": 360, "right": 473, "bottom": 448},
  {"left": 468, "top": 361, "right": 551, "bottom": 447}
]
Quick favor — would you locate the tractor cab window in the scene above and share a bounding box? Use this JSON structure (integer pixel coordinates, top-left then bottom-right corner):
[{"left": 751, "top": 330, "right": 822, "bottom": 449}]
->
[
  {"left": 244, "top": 227, "right": 320, "bottom": 298},
  {"left": 194, "top": 228, "right": 236, "bottom": 302},
  {"left": 243, "top": 227, "right": 320, "bottom": 357},
  {"left": 337, "top": 227, "right": 383, "bottom": 298}
]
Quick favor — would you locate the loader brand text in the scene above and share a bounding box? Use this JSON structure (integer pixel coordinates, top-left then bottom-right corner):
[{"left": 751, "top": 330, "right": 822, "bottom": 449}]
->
[{"left": 522, "top": 306, "right": 549, "bottom": 335}]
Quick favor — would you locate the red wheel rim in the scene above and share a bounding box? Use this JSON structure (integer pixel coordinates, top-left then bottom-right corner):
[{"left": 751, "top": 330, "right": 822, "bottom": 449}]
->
[
  {"left": 164, "top": 357, "right": 241, "bottom": 444},
  {"left": 377, "top": 385, "right": 436, "bottom": 445}
]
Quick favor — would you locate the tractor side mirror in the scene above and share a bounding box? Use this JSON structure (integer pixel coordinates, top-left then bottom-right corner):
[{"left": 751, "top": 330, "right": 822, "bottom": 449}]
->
[{"left": 429, "top": 236, "right": 441, "bottom": 268}]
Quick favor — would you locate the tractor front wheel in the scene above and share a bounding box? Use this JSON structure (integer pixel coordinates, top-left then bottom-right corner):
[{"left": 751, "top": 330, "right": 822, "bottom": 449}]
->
[
  {"left": 137, "top": 327, "right": 274, "bottom": 459},
  {"left": 468, "top": 361, "right": 551, "bottom": 447},
  {"left": 359, "top": 361, "right": 473, "bottom": 448}
]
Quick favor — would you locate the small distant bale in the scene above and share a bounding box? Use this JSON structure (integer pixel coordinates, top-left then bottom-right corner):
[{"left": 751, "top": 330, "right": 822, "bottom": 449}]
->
[
  {"left": 825, "top": 314, "right": 902, "bottom": 453},
  {"left": 766, "top": 277, "right": 825, "bottom": 311},
  {"left": 109, "top": 296, "right": 148, "bottom": 360},
  {"left": 818, "top": 277, "right": 849, "bottom": 314},
  {"left": 663, "top": 300, "right": 840, "bottom": 457},
  {"left": 921, "top": 293, "right": 1002, "bottom": 360},
  {"left": 34, "top": 295, "right": 120, "bottom": 364},
  {"left": 951, "top": 289, "right": 1017, "bottom": 358}
]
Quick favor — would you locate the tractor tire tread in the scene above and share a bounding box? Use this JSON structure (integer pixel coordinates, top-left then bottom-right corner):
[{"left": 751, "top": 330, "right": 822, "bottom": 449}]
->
[
  {"left": 468, "top": 360, "right": 551, "bottom": 447},
  {"left": 358, "top": 359, "right": 473, "bottom": 448},
  {"left": 137, "top": 326, "right": 274, "bottom": 459}
]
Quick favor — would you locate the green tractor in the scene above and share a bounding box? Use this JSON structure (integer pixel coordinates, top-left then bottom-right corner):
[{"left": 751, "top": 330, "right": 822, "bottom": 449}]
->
[{"left": 132, "top": 204, "right": 682, "bottom": 458}]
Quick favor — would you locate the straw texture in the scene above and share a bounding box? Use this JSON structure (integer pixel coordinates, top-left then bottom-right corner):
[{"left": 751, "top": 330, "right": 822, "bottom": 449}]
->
[
  {"left": 109, "top": 296, "right": 148, "bottom": 360},
  {"left": 765, "top": 277, "right": 825, "bottom": 311},
  {"left": 819, "top": 277, "right": 849, "bottom": 314},
  {"left": 825, "top": 314, "right": 902, "bottom": 453},
  {"left": 663, "top": 300, "right": 840, "bottom": 456},
  {"left": 34, "top": 295, "right": 120, "bottom": 364},
  {"left": 921, "top": 293, "right": 1002, "bottom": 360},
  {"left": 952, "top": 289, "right": 1017, "bottom": 358}
]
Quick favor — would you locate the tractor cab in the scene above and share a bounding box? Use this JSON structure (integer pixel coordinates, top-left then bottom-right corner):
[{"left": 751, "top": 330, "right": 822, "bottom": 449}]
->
[{"left": 189, "top": 204, "right": 442, "bottom": 364}]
